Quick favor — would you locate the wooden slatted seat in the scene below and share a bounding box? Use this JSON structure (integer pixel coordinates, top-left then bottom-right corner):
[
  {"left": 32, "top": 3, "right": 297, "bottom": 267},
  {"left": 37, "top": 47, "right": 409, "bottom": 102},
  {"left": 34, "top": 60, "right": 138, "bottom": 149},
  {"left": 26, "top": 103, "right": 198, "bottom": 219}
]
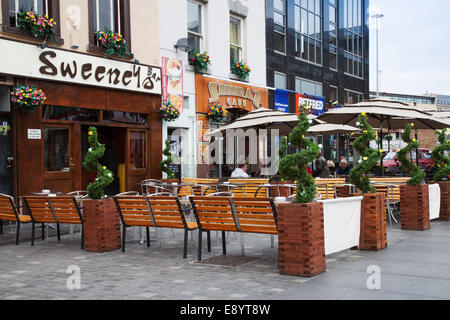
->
[
  {"left": 315, "top": 178, "right": 346, "bottom": 199},
  {"left": 22, "top": 196, "right": 57, "bottom": 246},
  {"left": 190, "top": 196, "right": 278, "bottom": 261},
  {"left": 47, "top": 196, "right": 84, "bottom": 249},
  {"left": 0, "top": 194, "right": 32, "bottom": 245},
  {"left": 228, "top": 179, "right": 270, "bottom": 197},
  {"left": 178, "top": 178, "right": 220, "bottom": 196},
  {"left": 370, "top": 178, "right": 407, "bottom": 202},
  {"left": 113, "top": 196, "right": 199, "bottom": 258}
]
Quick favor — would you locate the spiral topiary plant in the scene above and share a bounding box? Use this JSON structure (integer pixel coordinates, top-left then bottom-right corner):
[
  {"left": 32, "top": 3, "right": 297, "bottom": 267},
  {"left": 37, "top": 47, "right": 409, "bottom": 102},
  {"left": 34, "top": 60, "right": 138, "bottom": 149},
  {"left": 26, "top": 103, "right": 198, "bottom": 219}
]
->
[
  {"left": 279, "top": 104, "right": 320, "bottom": 203},
  {"left": 159, "top": 140, "right": 175, "bottom": 179},
  {"left": 397, "top": 123, "right": 426, "bottom": 185},
  {"left": 83, "top": 127, "right": 114, "bottom": 199},
  {"left": 350, "top": 113, "right": 383, "bottom": 194},
  {"left": 431, "top": 128, "right": 450, "bottom": 182}
]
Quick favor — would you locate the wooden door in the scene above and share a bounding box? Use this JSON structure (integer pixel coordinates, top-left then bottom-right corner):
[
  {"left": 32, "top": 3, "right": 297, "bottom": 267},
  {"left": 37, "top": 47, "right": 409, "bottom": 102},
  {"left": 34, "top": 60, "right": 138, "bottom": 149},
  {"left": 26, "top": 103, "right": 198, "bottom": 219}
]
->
[
  {"left": 43, "top": 123, "right": 81, "bottom": 193},
  {"left": 126, "top": 128, "right": 149, "bottom": 192}
]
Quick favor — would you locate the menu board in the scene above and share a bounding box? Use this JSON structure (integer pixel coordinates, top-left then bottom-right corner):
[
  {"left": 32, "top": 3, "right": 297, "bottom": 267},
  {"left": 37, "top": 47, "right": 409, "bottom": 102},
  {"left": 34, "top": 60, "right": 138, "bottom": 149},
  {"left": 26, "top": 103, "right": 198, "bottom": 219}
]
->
[
  {"left": 197, "top": 114, "right": 210, "bottom": 143},
  {"left": 162, "top": 57, "right": 184, "bottom": 113}
]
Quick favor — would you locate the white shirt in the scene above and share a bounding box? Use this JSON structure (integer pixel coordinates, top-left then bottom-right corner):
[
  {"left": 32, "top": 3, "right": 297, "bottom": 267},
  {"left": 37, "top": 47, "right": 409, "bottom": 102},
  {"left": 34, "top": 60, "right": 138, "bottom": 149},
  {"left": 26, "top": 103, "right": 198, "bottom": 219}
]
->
[{"left": 231, "top": 168, "right": 250, "bottom": 178}]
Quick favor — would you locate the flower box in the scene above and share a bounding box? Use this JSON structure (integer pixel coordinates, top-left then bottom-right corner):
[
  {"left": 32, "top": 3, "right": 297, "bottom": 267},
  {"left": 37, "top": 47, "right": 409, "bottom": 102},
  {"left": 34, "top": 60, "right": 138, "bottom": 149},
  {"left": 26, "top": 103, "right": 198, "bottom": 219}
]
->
[{"left": 83, "top": 198, "right": 121, "bottom": 253}]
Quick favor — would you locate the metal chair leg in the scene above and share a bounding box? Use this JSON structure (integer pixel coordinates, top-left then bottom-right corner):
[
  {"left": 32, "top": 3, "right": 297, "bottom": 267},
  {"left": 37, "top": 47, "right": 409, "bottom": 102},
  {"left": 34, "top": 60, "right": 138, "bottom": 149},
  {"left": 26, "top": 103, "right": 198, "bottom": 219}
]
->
[
  {"left": 240, "top": 233, "right": 245, "bottom": 256},
  {"left": 146, "top": 227, "right": 150, "bottom": 247},
  {"left": 81, "top": 225, "right": 84, "bottom": 250},
  {"left": 57, "top": 223, "right": 61, "bottom": 241},
  {"left": 41, "top": 223, "right": 45, "bottom": 240},
  {"left": 222, "top": 231, "right": 227, "bottom": 255},
  {"left": 207, "top": 231, "right": 211, "bottom": 252},
  {"left": 15, "top": 222, "right": 20, "bottom": 245},
  {"left": 122, "top": 226, "right": 126, "bottom": 253},
  {"left": 197, "top": 229, "right": 203, "bottom": 261},
  {"left": 0, "top": 219, "right": 2, "bottom": 235},
  {"left": 31, "top": 222, "right": 35, "bottom": 246},
  {"left": 183, "top": 229, "right": 188, "bottom": 259}
]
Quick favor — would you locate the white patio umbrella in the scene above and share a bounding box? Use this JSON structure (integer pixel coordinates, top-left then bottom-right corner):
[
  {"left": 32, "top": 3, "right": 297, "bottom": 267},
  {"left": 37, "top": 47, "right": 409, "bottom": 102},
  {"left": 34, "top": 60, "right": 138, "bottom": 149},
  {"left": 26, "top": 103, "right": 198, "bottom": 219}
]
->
[{"left": 307, "top": 123, "right": 361, "bottom": 135}]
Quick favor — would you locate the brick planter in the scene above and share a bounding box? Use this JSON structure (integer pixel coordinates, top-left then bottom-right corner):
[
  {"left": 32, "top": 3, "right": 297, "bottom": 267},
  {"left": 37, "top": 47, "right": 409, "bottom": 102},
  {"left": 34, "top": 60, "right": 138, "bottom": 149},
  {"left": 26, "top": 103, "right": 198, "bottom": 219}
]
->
[
  {"left": 359, "top": 193, "right": 387, "bottom": 251},
  {"left": 269, "top": 181, "right": 294, "bottom": 198},
  {"left": 277, "top": 202, "right": 326, "bottom": 277},
  {"left": 438, "top": 181, "right": 450, "bottom": 221},
  {"left": 400, "top": 184, "right": 430, "bottom": 231},
  {"left": 83, "top": 198, "right": 121, "bottom": 253}
]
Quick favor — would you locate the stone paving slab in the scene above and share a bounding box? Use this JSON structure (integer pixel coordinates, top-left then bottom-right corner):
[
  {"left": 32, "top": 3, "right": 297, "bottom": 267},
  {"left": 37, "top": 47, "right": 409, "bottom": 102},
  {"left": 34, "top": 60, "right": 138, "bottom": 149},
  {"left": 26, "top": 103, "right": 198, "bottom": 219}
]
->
[{"left": 0, "top": 221, "right": 449, "bottom": 300}]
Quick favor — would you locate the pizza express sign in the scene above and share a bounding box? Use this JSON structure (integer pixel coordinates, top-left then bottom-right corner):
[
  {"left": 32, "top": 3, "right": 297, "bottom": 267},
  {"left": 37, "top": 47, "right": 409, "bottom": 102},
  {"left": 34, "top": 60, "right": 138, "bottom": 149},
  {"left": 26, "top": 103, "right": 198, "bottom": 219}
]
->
[{"left": 0, "top": 38, "right": 161, "bottom": 95}]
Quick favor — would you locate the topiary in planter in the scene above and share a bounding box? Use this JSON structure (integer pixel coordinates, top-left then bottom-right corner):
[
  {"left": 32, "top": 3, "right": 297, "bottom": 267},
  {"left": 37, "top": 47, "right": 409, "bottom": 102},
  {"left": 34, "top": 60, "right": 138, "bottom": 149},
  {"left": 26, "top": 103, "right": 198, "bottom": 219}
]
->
[
  {"left": 431, "top": 128, "right": 450, "bottom": 182},
  {"left": 160, "top": 140, "right": 175, "bottom": 179},
  {"left": 279, "top": 104, "right": 320, "bottom": 203},
  {"left": 83, "top": 127, "right": 114, "bottom": 199},
  {"left": 350, "top": 113, "right": 383, "bottom": 194},
  {"left": 398, "top": 123, "right": 425, "bottom": 185}
]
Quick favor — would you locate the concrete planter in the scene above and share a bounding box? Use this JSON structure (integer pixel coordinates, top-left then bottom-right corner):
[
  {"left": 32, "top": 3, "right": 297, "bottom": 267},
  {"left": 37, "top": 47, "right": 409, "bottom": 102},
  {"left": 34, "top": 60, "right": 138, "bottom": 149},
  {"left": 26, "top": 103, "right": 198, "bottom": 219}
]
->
[
  {"left": 83, "top": 198, "right": 121, "bottom": 253},
  {"left": 277, "top": 202, "right": 326, "bottom": 277},
  {"left": 400, "top": 184, "right": 430, "bottom": 231}
]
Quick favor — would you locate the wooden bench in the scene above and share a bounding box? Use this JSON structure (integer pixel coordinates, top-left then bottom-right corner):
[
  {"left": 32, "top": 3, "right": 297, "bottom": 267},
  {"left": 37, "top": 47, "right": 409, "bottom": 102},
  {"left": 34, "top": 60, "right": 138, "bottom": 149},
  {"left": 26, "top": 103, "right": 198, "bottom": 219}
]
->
[
  {"left": 315, "top": 178, "right": 346, "bottom": 199},
  {"left": 0, "top": 194, "right": 32, "bottom": 245},
  {"left": 178, "top": 178, "right": 220, "bottom": 197},
  {"left": 22, "top": 196, "right": 84, "bottom": 248},
  {"left": 190, "top": 196, "right": 278, "bottom": 261},
  {"left": 113, "top": 196, "right": 202, "bottom": 258},
  {"left": 370, "top": 178, "right": 408, "bottom": 202},
  {"left": 227, "top": 179, "right": 270, "bottom": 197}
]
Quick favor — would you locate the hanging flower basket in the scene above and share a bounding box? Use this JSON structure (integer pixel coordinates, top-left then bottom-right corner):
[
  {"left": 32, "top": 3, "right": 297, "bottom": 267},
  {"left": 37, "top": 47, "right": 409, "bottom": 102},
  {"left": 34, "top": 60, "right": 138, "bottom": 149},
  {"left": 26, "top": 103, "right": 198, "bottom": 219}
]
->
[
  {"left": 189, "top": 50, "right": 211, "bottom": 73},
  {"left": 97, "top": 30, "right": 130, "bottom": 58},
  {"left": 208, "top": 104, "right": 228, "bottom": 123},
  {"left": 160, "top": 101, "right": 180, "bottom": 122},
  {"left": 11, "top": 84, "right": 46, "bottom": 113},
  {"left": 231, "top": 61, "right": 251, "bottom": 80},
  {"left": 16, "top": 10, "right": 57, "bottom": 41}
]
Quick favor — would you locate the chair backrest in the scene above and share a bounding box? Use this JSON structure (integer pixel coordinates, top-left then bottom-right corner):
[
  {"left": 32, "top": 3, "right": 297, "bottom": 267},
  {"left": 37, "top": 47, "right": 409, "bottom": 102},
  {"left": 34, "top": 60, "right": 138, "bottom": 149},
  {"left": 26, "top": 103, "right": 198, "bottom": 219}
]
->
[
  {"left": 372, "top": 183, "right": 401, "bottom": 202},
  {"left": 230, "top": 197, "right": 278, "bottom": 234},
  {"left": 315, "top": 178, "right": 346, "bottom": 199},
  {"left": 146, "top": 196, "right": 186, "bottom": 229},
  {"left": 228, "top": 179, "right": 270, "bottom": 197},
  {"left": 190, "top": 196, "right": 238, "bottom": 232},
  {"left": 47, "top": 197, "right": 82, "bottom": 224},
  {"left": 178, "top": 178, "right": 220, "bottom": 196},
  {"left": 113, "top": 196, "right": 153, "bottom": 227},
  {"left": 22, "top": 196, "right": 56, "bottom": 223},
  {"left": 0, "top": 194, "right": 18, "bottom": 222}
]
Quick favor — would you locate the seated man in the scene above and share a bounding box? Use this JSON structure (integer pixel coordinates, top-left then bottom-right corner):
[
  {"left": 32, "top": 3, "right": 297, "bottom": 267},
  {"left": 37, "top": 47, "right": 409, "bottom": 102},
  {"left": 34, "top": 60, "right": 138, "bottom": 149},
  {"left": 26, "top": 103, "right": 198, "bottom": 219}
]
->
[
  {"left": 336, "top": 159, "right": 351, "bottom": 175},
  {"left": 231, "top": 162, "right": 250, "bottom": 178}
]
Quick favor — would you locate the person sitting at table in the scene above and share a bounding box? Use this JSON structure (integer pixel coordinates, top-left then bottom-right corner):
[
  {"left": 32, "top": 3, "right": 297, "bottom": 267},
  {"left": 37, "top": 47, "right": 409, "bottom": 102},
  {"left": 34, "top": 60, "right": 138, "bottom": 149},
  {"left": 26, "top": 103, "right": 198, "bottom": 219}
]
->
[
  {"left": 336, "top": 159, "right": 351, "bottom": 175},
  {"left": 231, "top": 162, "right": 250, "bottom": 178}
]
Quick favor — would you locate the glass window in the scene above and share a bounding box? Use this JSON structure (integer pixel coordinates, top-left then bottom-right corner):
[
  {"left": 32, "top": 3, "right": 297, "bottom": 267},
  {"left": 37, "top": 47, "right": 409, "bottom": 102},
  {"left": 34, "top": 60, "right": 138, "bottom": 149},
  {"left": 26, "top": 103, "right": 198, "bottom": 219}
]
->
[
  {"left": 329, "top": 86, "right": 338, "bottom": 102},
  {"left": 44, "top": 127, "right": 70, "bottom": 172},
  {"left": 274, "top": 72, "right": 287, "bottom": 90},
  {"left": 103, "top": 111, "right": 148, "bottom": 124},
  {"left": 9, "top": 0, "right": 48, "bottom": 27},
  {"left": 273, "top": 0, "right": 286, "bottom": 53},
  {"left": 294, "top": 0, "right": 322, "bottom": 65},
  {"left": 93, "top": 0, "right": 120, "bottom": 33},
  {"left": 42, "top": 106, "right": 100, "bottom": 122},
  {"left": 343, "top": 0, "right": 364, "bottom": 78},
  {"left": 230, "top": 16, "right": 242, "bottom": 64},
  {"left": 130, "top": 131, "right": 146, "bottom": 170},
  {"left": 188, "top": 0, "right": 202, "bottom": 53},
  {"left": 296, "top": 78, "right": 323, "bottom": 96}
]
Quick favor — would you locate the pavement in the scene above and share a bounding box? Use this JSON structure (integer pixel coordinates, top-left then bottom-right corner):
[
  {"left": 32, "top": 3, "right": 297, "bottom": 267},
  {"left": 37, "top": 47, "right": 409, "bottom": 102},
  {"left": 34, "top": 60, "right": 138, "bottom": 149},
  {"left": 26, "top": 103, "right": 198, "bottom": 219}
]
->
[{"left": 0, "top": 220, "right": 449, "bottom": 300}]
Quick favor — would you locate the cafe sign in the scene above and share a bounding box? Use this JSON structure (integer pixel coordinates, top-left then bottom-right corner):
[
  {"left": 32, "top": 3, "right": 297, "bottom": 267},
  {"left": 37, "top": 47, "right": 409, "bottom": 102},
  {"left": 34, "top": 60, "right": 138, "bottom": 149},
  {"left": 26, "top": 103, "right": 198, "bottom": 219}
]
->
[{"left": 0, "top": 37, "right": 161, "bottom": 95}]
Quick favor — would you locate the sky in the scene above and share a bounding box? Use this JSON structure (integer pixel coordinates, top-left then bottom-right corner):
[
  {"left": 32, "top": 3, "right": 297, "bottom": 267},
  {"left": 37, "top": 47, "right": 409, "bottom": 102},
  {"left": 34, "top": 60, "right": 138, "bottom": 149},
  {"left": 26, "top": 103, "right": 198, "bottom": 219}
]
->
[{"left": 368, "top": 0, "right": 450, "bottom": 96}]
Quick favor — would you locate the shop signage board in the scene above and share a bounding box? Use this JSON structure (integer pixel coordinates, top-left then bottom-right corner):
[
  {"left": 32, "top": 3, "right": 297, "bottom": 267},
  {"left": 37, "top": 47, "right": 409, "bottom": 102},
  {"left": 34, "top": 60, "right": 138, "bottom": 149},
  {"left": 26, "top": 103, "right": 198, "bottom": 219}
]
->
[
  {"left": 161, "top": 57, "right": 184, "bottom": 113},
  {"left": 27, "top": 129, "right": 41, "bottom": 140},
  {"left": 296, "top": 93, "right": 326, "bottom": 116},
  {"left": 0, "top": 37, "right": 161, "bottom": 95},
  {"left": 274, "top": 89, "right": 290, "bottom": 113}
]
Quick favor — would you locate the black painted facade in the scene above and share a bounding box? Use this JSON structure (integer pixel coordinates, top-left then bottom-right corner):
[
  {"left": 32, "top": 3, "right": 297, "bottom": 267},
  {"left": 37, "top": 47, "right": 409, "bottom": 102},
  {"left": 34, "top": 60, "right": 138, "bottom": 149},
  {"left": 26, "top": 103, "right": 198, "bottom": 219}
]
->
[{"left": 266, "top": 0, "right": 370, "bottom": 112}]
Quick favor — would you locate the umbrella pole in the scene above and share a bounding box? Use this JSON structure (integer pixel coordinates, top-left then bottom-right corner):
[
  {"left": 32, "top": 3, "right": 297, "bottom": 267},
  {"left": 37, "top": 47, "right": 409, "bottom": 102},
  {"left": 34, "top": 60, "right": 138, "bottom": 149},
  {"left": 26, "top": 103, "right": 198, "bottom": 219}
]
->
[
  {"left": 415, "top": 130, "right": 419, "bottom": 171},
  {"left": 380, "top": 117, "right": 384, "bottom": 177}
]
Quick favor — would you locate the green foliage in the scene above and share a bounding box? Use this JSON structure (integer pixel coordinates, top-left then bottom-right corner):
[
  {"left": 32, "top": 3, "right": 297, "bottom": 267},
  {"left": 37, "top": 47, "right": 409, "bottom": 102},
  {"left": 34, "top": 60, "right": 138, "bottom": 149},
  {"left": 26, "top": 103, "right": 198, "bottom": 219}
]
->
[
  {"left": 432, "top": 129, "right": 450, "bottom": 181},
  {"left": 350, "top": 113, "right": 383, "bottom": 194},
  {"left": 159, "top": 140, "right": 175, "bottom": 179},
  {"left": 231, "top": 61, "right": 251, "bottom": 80},
  {"left": 189, "top": 50, "right": 211, "bottom": 73},
  {"left": 17, "top": 10, "right": 57, "bottom": 41},
  {"left": 83, "top": 127, "right": 114, "bottom": 199},
  {"left": 279, "top": 104, "right": 320, "bottom": 203},
  {"left": 97, "top": 30, "right": 130, "bottom": 58},
  {"left": 397, "top": 123, "right": 426, "bottom": 185},
  {"left": 10, "top": 84, "right": 46, "bottom": 112}
]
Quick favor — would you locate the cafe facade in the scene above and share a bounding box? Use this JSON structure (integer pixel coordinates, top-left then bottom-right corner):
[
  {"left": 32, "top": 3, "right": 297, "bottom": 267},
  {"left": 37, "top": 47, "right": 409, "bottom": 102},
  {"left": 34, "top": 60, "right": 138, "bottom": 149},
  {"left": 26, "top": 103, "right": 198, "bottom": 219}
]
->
[{"left": 0, "top": 0, "right": 162, "bottom": 198}]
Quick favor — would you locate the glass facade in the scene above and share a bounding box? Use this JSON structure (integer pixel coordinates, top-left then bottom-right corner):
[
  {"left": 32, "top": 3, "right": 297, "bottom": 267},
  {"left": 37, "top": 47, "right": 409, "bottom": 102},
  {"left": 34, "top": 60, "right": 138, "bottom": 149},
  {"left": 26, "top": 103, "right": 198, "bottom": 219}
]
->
[
  {"left": 343, "top": 0, "right": 363, "bottom": 78},
  {"left": 294, "top": 0, "right": 322, "bottom": 65}
]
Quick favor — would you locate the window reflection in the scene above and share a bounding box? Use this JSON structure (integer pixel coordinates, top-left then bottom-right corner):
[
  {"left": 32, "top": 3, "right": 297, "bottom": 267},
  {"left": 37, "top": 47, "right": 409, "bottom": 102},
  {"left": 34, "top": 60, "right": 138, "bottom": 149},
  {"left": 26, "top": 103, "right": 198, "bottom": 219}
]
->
[
  {"left": 43, "top": 106, "right": 100, "bottom": 122},
  {"left": 130, "top": 131, "right": 146, "bottom": 170},
  {"left": 44, "top": 127, "right": 70, "bottom": 172}
]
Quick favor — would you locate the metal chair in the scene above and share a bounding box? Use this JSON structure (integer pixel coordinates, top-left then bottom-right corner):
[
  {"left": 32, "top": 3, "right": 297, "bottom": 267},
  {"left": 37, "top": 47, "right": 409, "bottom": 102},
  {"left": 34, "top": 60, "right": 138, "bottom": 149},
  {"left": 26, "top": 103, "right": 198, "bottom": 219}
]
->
[
  {"left": 115, "top": 191, "right": 140, "bottom": 197},
  {"left": 140, "top": 179, "right": 163, "bottom": 195},
  {"left": 67, "top": 191, "right": 88, "bottom": 199}
]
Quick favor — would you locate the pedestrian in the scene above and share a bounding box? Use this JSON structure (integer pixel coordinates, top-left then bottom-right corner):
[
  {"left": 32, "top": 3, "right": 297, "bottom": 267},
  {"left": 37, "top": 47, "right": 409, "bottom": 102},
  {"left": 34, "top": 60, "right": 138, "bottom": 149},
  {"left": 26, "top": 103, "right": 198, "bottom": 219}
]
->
[
  {"left": 314, "top": 150, "right": 331, "bottom": 178},
  {"left": 327, "top": 160, "right": 336, "bottom": 176},
  {"left": 231, "top": 162, "right": 250, "bottom": 178}
]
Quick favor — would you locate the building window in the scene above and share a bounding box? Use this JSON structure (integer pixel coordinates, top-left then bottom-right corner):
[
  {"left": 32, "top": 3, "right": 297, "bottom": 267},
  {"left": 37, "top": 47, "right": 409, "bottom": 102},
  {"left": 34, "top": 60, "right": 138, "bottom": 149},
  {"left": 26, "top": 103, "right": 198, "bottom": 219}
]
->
[
  {"left": 329, "top": 0, "right": 337, "bottom": 70},
  {"left": 344, "top": 89, "right": 363, "bottom": 104},
  {"left": 274, "top": 72, "right": 287, "bottom": 90},
  {"left": 294, "top": 0, "right": 322, "bottom": 65},
  {"left": 3, "top": 0, "right": 61, "bottom": 41},
  {"left": 328, "top": 85, "right": 338, "bottom": 103},
  {"left": 44, "top": 127, "right": 70, "bottom": 173},
  {"left": 343, "top": 0, "right": 363, "bottom": 78},
  {"left": 130, "top": 130, "right": 146, "bottom": 170},
  {"left": 230, "top": 15, "right": 243, "bottom": 65},
  {"left": 187, "top": 0, "right": 203, "bottom": 52},
  {"left": 273, "top": 0, "right": 286, "bottom": 53},
  {"left": 89, "top": 0, "right": 131, "bottom": 55},
  {"left": 296, "top": 77, "right": 323, "bottom": 96}
]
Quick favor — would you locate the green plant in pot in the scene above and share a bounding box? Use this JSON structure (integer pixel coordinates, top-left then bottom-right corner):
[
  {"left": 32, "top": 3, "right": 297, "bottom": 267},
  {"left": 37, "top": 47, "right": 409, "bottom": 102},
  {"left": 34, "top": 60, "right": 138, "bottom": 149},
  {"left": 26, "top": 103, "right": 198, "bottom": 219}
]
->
[
  {"left": 431, "top": 128, "right": 450, "bottom": 182},
  {"left": 350, "top": 112, "right": 383, "bottom": 194},
  {"left": 160, "top": 140, "right": 175, "bottom": 179},
  {"left": 83, "top": 127, "right": 114, "bottom": 199},
  {"left": 279, "top": 104, "right": 320, "bottom": 203},
  {"left": 397, "top": 123, "right": 426, "bottom": 185}
]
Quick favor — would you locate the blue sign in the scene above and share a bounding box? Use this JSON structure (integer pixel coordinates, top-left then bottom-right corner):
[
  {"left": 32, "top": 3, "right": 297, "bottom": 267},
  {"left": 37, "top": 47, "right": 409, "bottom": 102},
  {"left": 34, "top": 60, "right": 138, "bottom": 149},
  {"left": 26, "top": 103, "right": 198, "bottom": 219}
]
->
[{"left": 274, "top": 89, "right": 290, "bottom": 113}]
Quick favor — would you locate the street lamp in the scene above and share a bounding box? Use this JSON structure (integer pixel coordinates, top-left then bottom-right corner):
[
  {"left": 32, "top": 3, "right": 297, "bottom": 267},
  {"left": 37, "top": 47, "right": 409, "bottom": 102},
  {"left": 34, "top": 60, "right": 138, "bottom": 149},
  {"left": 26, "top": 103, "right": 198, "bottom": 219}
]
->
[{"left": 372, "top": 13, "right": 384, "bottom": 98}]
